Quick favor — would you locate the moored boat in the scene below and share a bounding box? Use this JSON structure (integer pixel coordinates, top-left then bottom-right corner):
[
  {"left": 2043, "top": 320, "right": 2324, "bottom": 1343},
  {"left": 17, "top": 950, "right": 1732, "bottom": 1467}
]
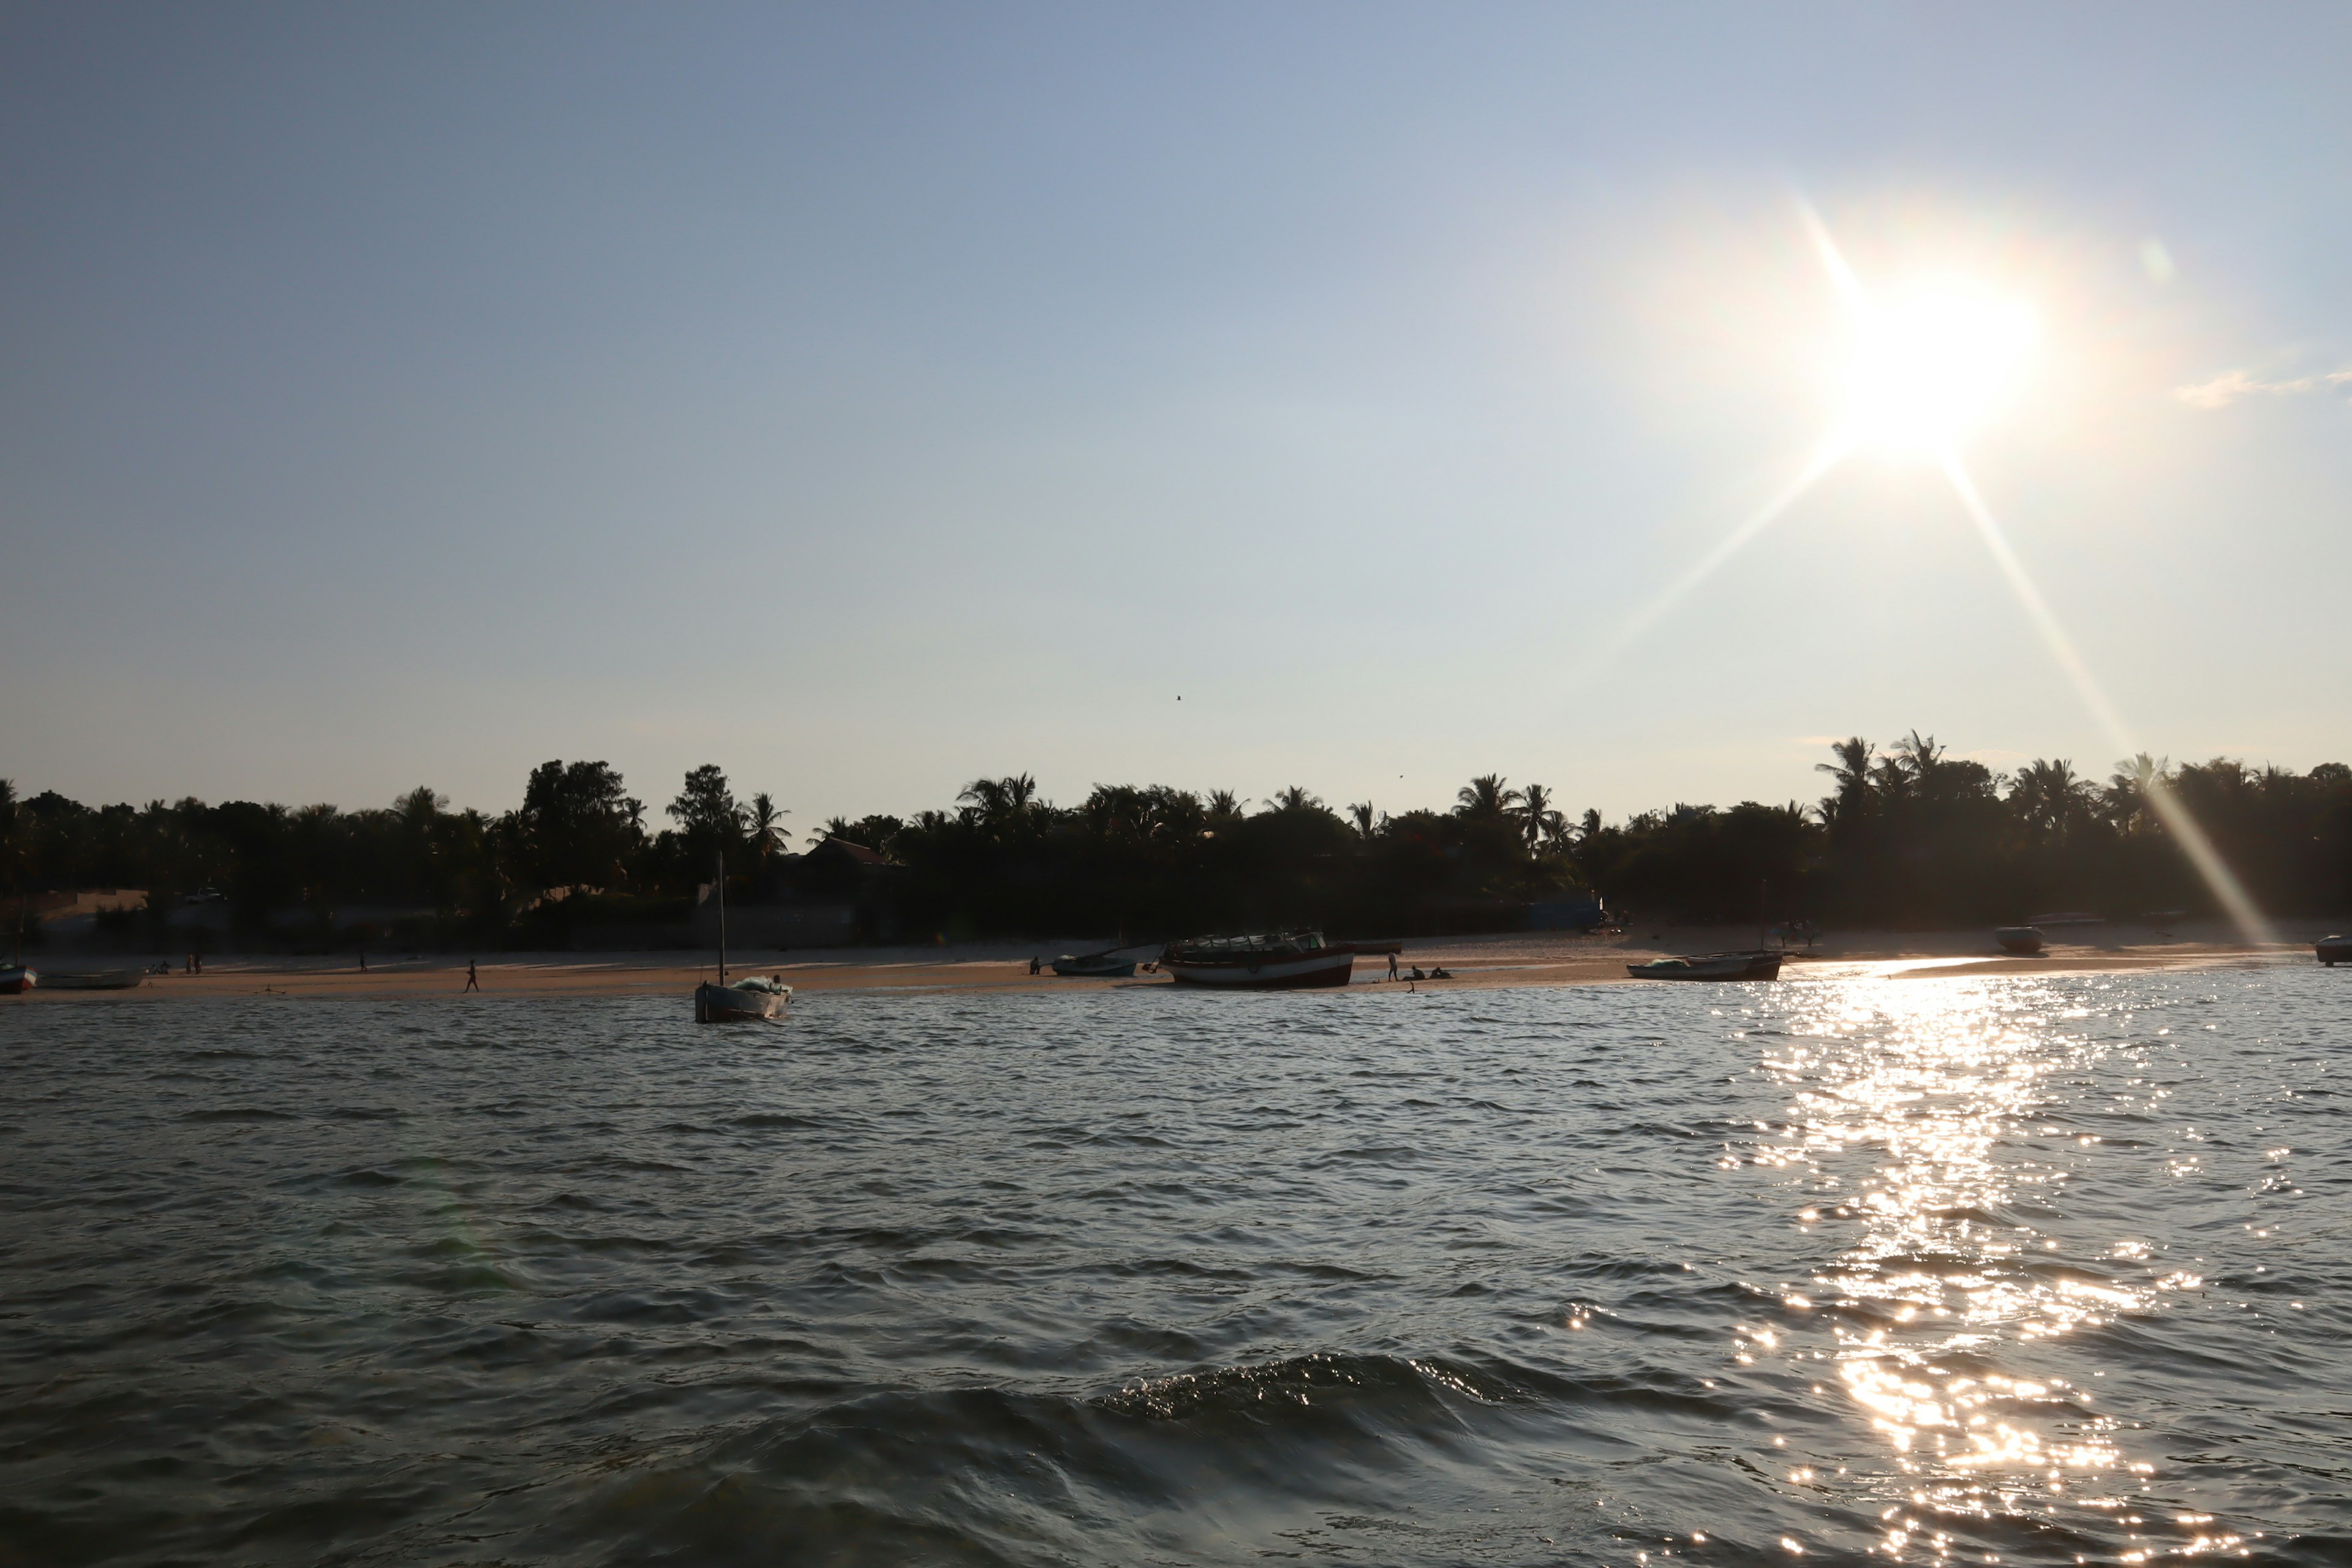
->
[
  {"left": 2320, "top": 935, "right": 2351, "bottom": 968},
  {"left": 692, "top": 850, "right": 790, "bottom": 1023},
  {"left": 1994, "top": 926, "right": 2045, "bottom": 955},
  {"left": 1626, "top": 951, "right": 1782, "bottom": 981},
  {"left": 1050, "top": 951, "right": 1138, "bottom": 978},
  {"left": 694, "top": 973, "right": 791, "bottom": 1022},
  {"left": 0, "top": 965, "right": 34, "bottom": 995},
  {"left": 1161, "top": 931, "right": 1355, "bottom": 989}
]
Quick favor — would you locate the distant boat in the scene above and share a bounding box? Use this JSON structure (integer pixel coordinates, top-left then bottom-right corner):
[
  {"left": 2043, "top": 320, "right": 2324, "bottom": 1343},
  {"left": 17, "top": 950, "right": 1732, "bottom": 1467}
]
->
[
  {"left": 0, "top": 965, "right": 33, "bottom": 995},
  {"left": 1995, "top": 926, "right": 2045, "bottom": 955},
  {"left": 35, "top": 969, "right": 144, "bottom": 990},
  {"left": 1050, "top": 951, "right": 1137, "bottom": 978},
  {"left": 1626, "top": 951, "right": 1783, "bottom": 981},
  {"left": 692, "top": 851, "right": 790, "bottom": 1023},
  {"left": 1161, "top": 931, "right": 1355, "bottom": 989},
  {"left": 2320, "top": 935, "right": 2351, "bottom": 968}
]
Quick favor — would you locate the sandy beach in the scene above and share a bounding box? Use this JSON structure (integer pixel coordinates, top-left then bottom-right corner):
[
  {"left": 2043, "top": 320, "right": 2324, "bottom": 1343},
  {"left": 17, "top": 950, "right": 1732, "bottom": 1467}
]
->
[{"left": 9, "top": 920, "right": 2329, "bottom": 1003}]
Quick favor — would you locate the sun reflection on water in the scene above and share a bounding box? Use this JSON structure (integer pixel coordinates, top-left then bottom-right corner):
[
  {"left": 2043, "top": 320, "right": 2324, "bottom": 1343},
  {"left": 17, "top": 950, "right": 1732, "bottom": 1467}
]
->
[{"left": 1752, "top": 976, "right": 2246, "bottom": 1561}]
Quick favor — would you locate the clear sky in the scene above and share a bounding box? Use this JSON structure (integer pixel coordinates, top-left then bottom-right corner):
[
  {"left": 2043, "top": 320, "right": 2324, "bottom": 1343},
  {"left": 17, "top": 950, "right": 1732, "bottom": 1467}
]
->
[{"left": 4, "top": 3, "right": 2346, "bottom": 832}]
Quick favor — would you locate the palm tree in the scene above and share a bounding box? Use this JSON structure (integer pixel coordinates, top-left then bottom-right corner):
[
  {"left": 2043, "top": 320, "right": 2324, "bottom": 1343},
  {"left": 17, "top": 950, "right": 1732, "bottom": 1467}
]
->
[
  {"left": 1891, "top": 731, "right": 1945, "bottom": 786},
  {"left": 2104, "top": 753, "right": 2169, "bottom": 832},
  {"left": 1348, "top": 801, "right": 1378, "bottom": 841},
  {"left": 748, "top": 793, "right": 788, "bottom": 860},
  {"left": 1455, "top": 774, "right": 1521, "bottom": 821},
  {"left": 2010, "top": 759, "right": 2087, "bottom": 840},
  {"left": 1815, "top": 737, "right": 1874, "bottom": 821},
  {"left": 1268, "top": 785, "right": 1322, "bottom": 813},
  {"left": 1517, "top": 783, "right": 1564, "bottom": 850}
]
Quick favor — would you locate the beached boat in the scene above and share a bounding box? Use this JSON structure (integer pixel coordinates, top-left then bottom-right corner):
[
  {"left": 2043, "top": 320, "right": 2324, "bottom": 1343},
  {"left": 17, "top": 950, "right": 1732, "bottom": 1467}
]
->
[
  {"left": 692, "top": 851, "right": 790, "bottom": 1023},
  {"left": 1050, "top": 951, "right": 1138, "bottom": 978},
  {"left": 0, "top": 965, "right": 33, "bottom": 995},
  {"left": 1626, "top": 951, "right": 1782, "bottom": 981},
  {"left": 1994, "top": 926, "right": 2045, "bottom": 955},
  {"left": 2320, "top": 935, "right": 2351, "bottom": 968},
  {"left": 1161, "top": 931, "right": 1355, "bottom": 989},
  {"left": 35, "top": 969, "right": 144, "bottom": 990}
]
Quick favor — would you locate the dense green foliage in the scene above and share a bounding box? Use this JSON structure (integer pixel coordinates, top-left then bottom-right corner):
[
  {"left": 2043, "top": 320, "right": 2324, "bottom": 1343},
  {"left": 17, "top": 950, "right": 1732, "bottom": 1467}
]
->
[{"left": 4, "top": 736, "right": 2349, "bottom": 951}]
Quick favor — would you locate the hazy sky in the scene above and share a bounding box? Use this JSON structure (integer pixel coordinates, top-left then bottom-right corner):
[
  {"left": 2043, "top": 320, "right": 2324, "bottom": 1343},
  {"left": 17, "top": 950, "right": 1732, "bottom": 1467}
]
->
[{"left": 4, "top": 3, "right": 2347, "bottom": 831}]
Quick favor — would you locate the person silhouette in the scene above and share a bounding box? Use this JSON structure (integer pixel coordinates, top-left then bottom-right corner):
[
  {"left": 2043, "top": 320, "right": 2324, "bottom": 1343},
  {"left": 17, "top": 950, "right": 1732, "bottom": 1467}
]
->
[
  {"left": 462, "top": 960, "right": 479, "bottom": 993},
  {"left": 1387, "top": 952, "right": 1400, "bottom": 981}
]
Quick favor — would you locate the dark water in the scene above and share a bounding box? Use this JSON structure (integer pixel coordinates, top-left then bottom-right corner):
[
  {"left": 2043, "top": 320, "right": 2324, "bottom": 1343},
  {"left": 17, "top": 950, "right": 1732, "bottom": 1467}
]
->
[{"left": 3, "top": 968, "right": 2348, "bottom": 1566}]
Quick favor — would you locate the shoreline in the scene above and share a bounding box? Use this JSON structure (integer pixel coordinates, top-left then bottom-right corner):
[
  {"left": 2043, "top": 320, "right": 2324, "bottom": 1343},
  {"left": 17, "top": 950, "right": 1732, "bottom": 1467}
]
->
[{"left": 6, "top": 922, "right": 2328, "bottom": 1003}]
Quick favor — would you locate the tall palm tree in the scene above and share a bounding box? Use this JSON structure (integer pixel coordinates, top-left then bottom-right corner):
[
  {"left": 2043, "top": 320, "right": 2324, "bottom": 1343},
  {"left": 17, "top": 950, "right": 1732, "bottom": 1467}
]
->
[
  {"left": 1268, "top": 785, "right": 1322, "bottom": 813},
  {"left": 1455, "top": 774, "right": 1521, "bottom": 820},
  {"left": 1891, "top": 731, "right": 1945, "bottom": 786},
  {"left": 1815, "top": 737, "right": 1874, "bottom": 820},
  {"left": 2104, "top": 753, "right": 2168, "bottom": 832},
  {"left": 1517, "top": 783, "right": 1564, "bottom": 850},
  {"left": 748, "top": 793, "right": 788, "bottom": 860},
  {"left": 1348, "top": 801, "right": 1378, "bottom": 841}
]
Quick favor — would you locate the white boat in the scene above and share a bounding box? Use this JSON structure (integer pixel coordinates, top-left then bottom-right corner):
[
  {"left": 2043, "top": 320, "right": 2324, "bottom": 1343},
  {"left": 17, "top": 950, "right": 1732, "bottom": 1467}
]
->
[
  {"left": 1626, "top": 951, "right": 1783, "bottom": 981},
  {"left": 693, "top": 851, "right": 791, "bottom": 1023},
  {"left": 1161, "top": 931, "right": 1355, "bottom": 989}
]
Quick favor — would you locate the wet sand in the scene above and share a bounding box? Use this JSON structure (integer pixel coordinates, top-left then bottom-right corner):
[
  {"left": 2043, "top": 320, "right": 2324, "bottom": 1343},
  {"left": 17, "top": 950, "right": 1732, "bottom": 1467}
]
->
[{"left": 10, "top": 921, "right": 2324, "bottom": 1002}]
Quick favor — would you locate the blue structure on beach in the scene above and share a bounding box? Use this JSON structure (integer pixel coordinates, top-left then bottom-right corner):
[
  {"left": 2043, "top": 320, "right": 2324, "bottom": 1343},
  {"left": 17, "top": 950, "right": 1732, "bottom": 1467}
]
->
[{"left": 1527, "top": 896, "right": 1607, "bottom": 932}]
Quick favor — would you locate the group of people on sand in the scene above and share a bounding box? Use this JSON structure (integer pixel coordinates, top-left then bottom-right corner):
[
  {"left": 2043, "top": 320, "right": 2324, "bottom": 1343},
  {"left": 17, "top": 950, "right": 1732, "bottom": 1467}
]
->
[{"left": 1383, "top": 952, "right": 1451, "bottom": 984}]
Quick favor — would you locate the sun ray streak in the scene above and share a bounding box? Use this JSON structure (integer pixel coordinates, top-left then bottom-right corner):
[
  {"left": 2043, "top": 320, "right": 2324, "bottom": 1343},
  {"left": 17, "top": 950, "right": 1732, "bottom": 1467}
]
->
[
  {"left": 1939, "top": 452, "right": 2275, "bottom": 946},
  {"left": 1575, "top": 432, "right": 1851, "bottom": 680},
  {"left": 1800, "top": 199, "right": 1869, "bottom": 314}
]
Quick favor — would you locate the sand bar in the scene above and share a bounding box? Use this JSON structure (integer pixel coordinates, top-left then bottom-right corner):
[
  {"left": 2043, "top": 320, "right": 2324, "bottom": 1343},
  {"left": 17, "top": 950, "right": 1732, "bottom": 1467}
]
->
[{"left": 7, "top": 921, "right": 2328, "bottom": 1003}]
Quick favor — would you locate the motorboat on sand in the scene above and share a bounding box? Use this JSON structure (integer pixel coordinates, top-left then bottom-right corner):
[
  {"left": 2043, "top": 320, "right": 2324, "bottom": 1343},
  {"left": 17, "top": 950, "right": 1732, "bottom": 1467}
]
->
[
  {"left": 1626, "top": 951, "right": 1783, "bottom": 981},
  {"left": 1995, "top": 926, "right": 2045, "bottom": 955},
  {"left": 1050, "top": 951, "right": 1138, "bottom": 978}
]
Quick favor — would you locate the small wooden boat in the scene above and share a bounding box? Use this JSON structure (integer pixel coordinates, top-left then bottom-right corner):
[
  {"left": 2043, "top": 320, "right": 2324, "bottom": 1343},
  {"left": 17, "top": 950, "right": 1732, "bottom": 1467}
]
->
[
  {"left": 692, "top": 851, "right": 790, "bottom": 1023},
  {"left": 1994, "top": 926, "right": 2045, "bottom": 955},
  {"left": 1050, "top": 951, "right": 1137, "bottom": 978},
  {"left": 1162, "top": 931, "right": 1355, "bottom": 989},
  {"left": 0, "top": 965, "right": 34, "bottom": 995},
  {"left": 35, "top": 969, "right": 144, "bottom": 990},
  {"left": 2320, "top": 935, "right": 2351, "bottom": 968},
  {"left": 1626, "top": 951, "right": 1782, "bottom": 981}
]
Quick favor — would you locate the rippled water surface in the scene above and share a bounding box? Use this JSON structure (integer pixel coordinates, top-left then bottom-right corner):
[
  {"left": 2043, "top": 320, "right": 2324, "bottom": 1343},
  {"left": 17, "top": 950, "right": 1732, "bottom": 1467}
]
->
[{"left": 4, "top": 968, "right": 2349, "bottom": 1566}]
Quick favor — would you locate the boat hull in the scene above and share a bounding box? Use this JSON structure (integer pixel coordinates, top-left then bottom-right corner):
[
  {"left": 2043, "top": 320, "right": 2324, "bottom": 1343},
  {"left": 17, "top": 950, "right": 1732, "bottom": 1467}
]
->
[
  {"left": 1164, "top": 951, "right": 1354, "bottom": 989},
  {"left": 0, "top": 967, "right": 32, "bottom": 995},
  {"left": 1626, "top": 951, "right": 1782, "bottom": 981},
  {"left": 1050, "top": 959, "right": 1137, "bottom": 978},
  {"left": 36, "top": 970, "right": 144, "bottom": 990},
  {"left": 1994, "top": 927, "right": 2045, "bottom": 955},
  {"left": 694, "top": 982, "right": 788, "bottom": 1022},
  {"left": 2320, "top": 937, "right": 2351, "bottom": 968}
]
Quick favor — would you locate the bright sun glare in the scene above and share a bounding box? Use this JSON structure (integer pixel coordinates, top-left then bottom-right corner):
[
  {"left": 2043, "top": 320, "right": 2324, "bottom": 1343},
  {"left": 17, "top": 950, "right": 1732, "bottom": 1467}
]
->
[{"left": 1841, "top": 288, "right": 2036, "bottom": 453}]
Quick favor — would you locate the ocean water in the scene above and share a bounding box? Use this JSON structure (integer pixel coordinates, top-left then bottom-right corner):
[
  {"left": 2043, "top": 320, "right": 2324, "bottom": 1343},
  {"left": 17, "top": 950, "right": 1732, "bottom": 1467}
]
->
[{"left": 2, "top": 967, "right": 2347, "bottom": 1566}]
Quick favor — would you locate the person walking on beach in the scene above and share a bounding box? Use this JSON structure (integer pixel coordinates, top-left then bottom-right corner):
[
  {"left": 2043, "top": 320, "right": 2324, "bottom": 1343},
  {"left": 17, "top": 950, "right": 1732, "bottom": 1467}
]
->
[
  {"left": 462, "top": 960, "right": 479, "bottom": 993},
  {"left": 1387, "top": 951, "right": 1399, "bottom": 981}
]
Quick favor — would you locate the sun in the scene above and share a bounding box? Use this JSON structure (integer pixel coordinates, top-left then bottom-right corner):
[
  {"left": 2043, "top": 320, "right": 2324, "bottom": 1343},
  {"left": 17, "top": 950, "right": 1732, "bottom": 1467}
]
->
[{"left": 1840, "top": 285, "right": 2036, "bottom": 454}]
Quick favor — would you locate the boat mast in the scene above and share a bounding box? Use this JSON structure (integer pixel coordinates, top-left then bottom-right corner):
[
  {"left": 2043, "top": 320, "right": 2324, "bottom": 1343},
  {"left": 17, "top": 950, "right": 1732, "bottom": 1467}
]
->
[{"left": 717, "top": 849, "right": 728, "bottom": 987}]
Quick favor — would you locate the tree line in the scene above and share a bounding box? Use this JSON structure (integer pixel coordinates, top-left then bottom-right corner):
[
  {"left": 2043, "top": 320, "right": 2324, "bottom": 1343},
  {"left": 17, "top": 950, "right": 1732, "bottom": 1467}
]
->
[{"left": 4, "top": 734, "right": 2348, "bottom": 951}]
